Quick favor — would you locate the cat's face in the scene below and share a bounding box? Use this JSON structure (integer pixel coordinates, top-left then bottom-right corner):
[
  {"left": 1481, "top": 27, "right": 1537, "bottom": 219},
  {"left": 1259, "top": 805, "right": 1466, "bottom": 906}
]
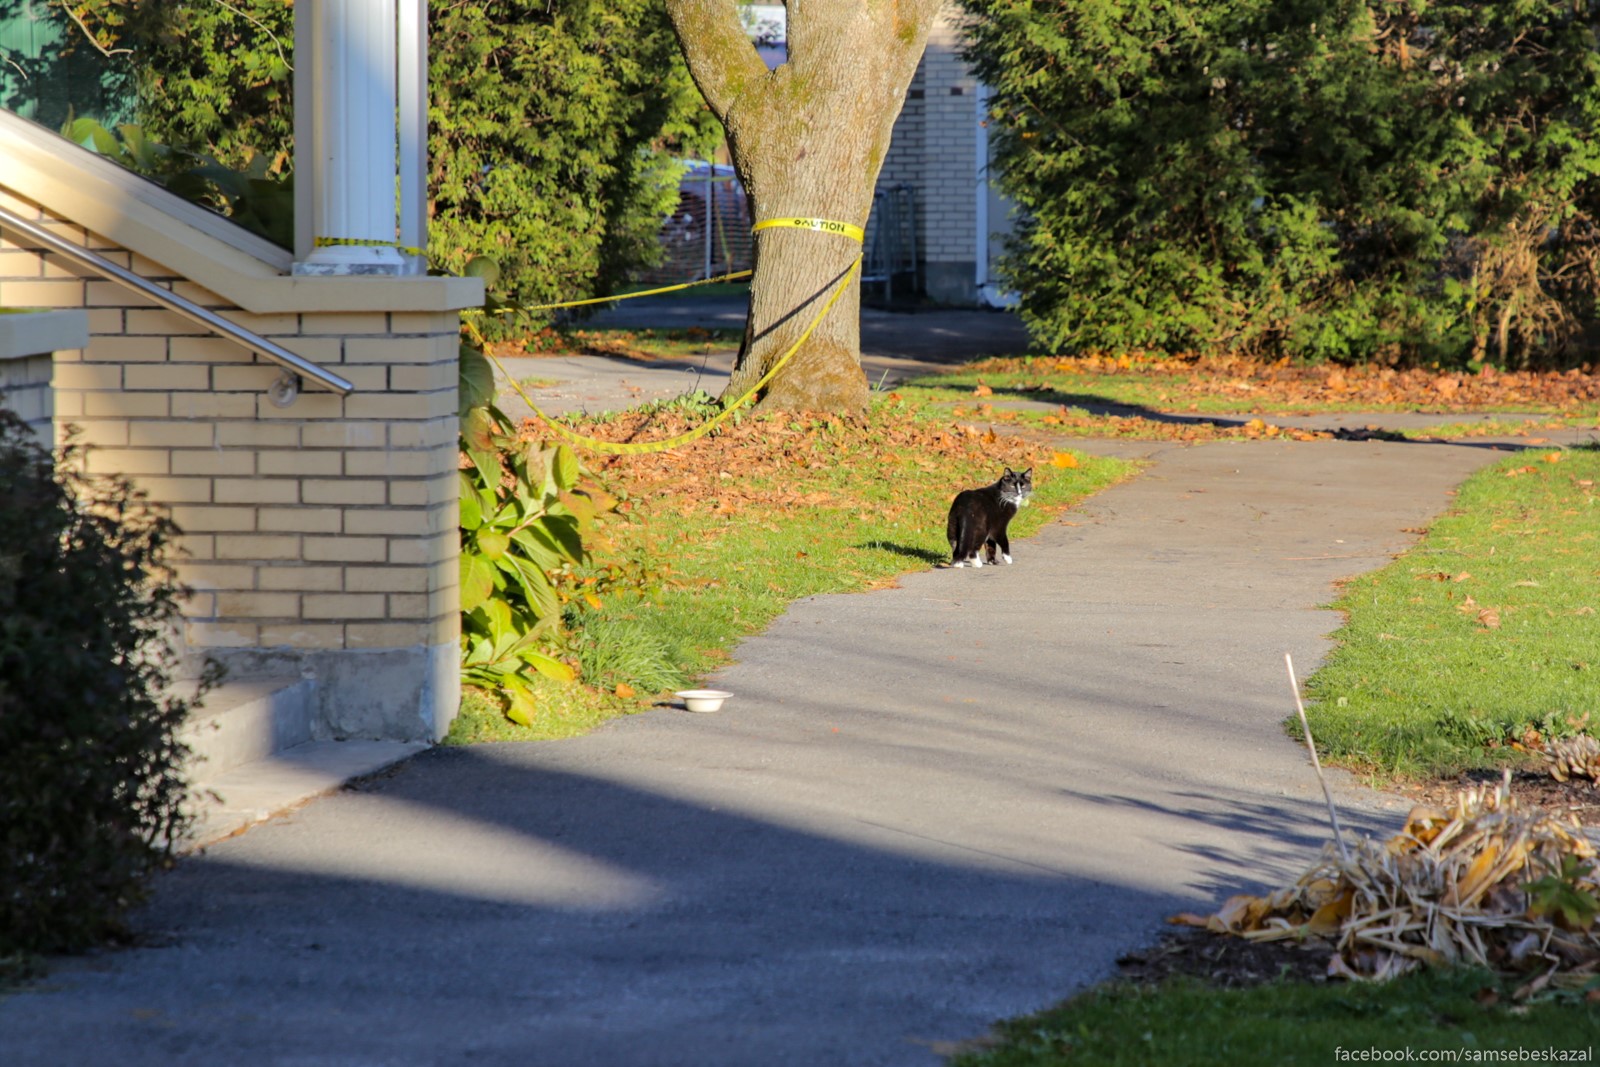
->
[{"left": 1000, "top": 467, "right": 1033, "bottom": 505}]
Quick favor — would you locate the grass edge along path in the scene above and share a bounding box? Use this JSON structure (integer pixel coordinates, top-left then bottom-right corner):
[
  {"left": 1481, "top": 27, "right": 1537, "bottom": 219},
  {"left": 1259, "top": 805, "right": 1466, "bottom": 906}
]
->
[
  {"left": 950, "top": 965, "right": 1600, "bottom": 1067},
  {"left": 1302, "top": 447, "right": 1600, "bottom": 781},
  {"left": 449, "top": 398, "right": 1136, "bottom": 743}
]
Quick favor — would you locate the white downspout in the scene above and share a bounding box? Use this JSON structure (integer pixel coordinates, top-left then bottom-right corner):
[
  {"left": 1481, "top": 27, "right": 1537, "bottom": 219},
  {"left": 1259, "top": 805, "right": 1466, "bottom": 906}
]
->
[
  {"left": 975, "top": 82, "right": 989, "bottom": 307},
  {"left": 397, "top": 0, "right": 428, "bottom": 276}
]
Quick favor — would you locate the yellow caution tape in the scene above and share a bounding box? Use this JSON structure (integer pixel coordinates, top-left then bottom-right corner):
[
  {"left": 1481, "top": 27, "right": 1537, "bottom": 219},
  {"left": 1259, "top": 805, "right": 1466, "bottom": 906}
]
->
[
  {"left": 482, "top": 257, "right": 862, "bottom": 455},
  {"left": 492, "top": 269, "right": 752, "bottom": 314},
  {"left": 314, "top": 235, "right": 428, "bottom": 257},
  {"left": 752, "top": 217, "right": 865, "bottom": 243}
]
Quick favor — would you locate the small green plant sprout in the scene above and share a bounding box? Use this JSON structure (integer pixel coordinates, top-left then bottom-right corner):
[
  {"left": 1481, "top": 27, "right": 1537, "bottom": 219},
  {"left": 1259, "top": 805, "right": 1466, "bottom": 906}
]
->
[{"left": 1524, "top": 856, "right": 1600, "bottom": 931}]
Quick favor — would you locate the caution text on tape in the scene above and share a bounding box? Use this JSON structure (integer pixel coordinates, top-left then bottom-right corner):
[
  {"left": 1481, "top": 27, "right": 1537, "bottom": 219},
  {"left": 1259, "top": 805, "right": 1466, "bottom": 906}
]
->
[{"left": 752, "top": 217, "right": 865, "bottom": 243}]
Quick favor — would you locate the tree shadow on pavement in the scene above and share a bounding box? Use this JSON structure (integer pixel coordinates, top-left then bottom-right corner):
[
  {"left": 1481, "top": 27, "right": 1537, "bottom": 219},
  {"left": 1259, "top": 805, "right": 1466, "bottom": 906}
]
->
[{"left": 0, "top": 746, "right": 1364, "bottom": 1067}]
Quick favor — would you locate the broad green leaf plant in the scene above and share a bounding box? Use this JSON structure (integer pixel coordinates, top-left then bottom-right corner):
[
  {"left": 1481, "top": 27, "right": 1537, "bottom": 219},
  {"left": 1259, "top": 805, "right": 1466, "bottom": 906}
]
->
[{"left": 457, "top": 344, "right": 600, "bottom": 725}]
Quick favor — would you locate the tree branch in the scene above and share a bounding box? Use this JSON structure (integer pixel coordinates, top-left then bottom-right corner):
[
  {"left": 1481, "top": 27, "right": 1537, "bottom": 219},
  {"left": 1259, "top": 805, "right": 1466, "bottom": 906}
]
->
[
  {"left": 663, "top": 0, "right": 768, "bottom": 120},
  {"left": 53, "top": 0, "right": 132, "bottom": 58}
]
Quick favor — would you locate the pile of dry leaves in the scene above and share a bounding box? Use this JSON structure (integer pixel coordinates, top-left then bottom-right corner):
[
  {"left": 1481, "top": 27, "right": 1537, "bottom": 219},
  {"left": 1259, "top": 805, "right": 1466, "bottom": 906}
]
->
[
  {"left": 971, "top": 353, "right": 1600, "bottom": 413},
  {"left": 523, "top": 403, "right": 1059, "bottom": 521},
  {"left": 1175, "top": 776, "right": 1600, "bottom": 989}
]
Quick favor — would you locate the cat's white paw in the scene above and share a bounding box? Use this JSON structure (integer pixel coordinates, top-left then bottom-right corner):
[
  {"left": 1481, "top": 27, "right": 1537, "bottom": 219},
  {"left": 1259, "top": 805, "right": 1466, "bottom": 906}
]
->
[
  {"left": 971, "top": 557, "right": 984, "bottom": 568},
  {"left": 1001, "top": 553, "right": 1013, "bottom": 564},
  {"left": 952, "top": 560, "right": 966, "bottom": 568}
]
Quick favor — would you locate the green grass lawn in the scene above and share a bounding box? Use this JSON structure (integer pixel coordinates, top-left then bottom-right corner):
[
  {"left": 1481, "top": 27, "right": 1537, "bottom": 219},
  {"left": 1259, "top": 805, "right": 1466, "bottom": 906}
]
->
[
  {"left": 954, "top": 967, "right": 1600, "bottom": 1067},
  {"left": 534, "top": 326, "right": 742, "bottom": 362},
  {"left": 1304, "top": 447, "right": 1600, "bottom": 778}
]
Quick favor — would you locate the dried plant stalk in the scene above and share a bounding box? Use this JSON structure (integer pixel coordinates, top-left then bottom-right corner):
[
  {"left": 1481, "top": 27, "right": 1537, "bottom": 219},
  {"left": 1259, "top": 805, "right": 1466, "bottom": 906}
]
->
[{"left": 1175, "top": 774, "right": 1600, "bottom": 982}]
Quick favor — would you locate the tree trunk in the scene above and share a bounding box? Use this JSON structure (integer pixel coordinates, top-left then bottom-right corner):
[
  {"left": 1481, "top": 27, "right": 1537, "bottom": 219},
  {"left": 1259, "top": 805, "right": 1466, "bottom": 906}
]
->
[{"left": 665, "top": 0, "right": 941, "bottom": 412}]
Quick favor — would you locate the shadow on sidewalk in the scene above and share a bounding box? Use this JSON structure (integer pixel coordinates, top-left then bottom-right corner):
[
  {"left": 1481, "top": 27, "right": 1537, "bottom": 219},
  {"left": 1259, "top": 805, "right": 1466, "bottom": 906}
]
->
[{"left": 3, "top": 745, "right": 1386, "bottom": 1066}]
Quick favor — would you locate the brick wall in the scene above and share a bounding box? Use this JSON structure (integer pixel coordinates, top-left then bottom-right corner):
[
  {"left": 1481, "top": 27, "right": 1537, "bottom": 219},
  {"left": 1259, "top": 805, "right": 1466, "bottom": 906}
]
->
[
  {"left": 0, "top": 187, "right": 468, "bottom": 742},
  {"left": 873, "top": 2, "right": 996, "bottom": 305},
  {"left": 919, "top": 12, "right": 979, "bottom": 270}
]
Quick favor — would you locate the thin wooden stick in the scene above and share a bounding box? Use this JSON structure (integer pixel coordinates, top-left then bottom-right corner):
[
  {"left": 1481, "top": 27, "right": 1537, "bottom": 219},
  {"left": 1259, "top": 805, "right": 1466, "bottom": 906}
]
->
[{"left": 1286, "top": 652, "right": 1352, "bottom": 864}]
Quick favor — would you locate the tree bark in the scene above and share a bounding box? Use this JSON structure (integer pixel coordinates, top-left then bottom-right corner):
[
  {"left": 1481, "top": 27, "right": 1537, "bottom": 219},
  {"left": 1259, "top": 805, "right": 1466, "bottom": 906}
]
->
[{"left": 665, "top": 0, "right": 941, "bottom": 412}]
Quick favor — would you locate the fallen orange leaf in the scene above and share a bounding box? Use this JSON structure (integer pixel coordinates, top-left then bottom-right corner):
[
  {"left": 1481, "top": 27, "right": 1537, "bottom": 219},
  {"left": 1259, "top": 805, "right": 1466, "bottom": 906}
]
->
[
  {"left": 1051, "top": 451, "right": 1079, "bottom": 469},
  {"left": 973, "top": 383, "right": 994, "bottom": 397},
  {"left": 614, "top": 682, "right": 636, "bottom": 699}
]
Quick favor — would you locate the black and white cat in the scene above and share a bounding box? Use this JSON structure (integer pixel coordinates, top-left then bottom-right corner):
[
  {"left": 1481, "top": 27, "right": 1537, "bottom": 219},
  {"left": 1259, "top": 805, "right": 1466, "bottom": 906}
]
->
[{"left": 946, "top": 467, "right": 1033, "bottom": 568}]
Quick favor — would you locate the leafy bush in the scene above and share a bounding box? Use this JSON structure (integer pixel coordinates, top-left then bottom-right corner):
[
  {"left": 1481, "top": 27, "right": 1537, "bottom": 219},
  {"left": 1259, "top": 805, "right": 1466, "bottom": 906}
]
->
[
  {"left": 60, "top": 0, "right": 718, "bottom": 334},
  {"left": 49, "top": 0, "right": 293, "bottom": 173},
  {"left": 62, "top": 117, "right": 292, "bottom": 247},
  {"left": 427, "top": 0, "right": 717, "bottom": 338},
  {"left": 0, "top": 409, "right": 215, "bottom": 955},
  {"left": 458, "top": 339, "right": 687, "bottom": 724},
  {"left": 459, "top": 401, "right": 586, "bottom": 725},
  {"left": 962, "top": 0, "right": 1600, "bottom": 368}
]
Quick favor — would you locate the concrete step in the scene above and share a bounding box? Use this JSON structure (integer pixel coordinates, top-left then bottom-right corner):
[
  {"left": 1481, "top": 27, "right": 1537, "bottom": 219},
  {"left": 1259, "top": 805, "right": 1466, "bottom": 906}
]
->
[
  {"left": 183, "top": 739, "right": 428, "bottom": 851},
  {"left": 172, "top": 676, "right": 428, "bottom": 850},
  {"left": 178, "top": 676, "right": 314, "bottom": 784}
]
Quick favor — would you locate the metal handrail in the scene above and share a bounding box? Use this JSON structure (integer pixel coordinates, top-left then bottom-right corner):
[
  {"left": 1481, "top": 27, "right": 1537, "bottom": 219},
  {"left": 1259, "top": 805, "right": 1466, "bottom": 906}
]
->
[{"left": 0, "top": 203, "right": 354, "bottom": 395}]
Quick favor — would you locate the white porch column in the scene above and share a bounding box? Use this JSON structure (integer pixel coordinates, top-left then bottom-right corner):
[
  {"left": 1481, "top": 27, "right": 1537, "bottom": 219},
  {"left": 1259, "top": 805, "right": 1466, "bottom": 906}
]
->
[{"left": 293, "top": 0, "right": 408, "bottom": 276}]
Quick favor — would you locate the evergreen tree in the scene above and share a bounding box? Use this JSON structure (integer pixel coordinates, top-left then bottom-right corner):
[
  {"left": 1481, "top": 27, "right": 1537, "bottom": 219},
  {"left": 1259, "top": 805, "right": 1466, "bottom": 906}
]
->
[{"left": 962, "top": 0, "right": 1600, "bottom": 368}]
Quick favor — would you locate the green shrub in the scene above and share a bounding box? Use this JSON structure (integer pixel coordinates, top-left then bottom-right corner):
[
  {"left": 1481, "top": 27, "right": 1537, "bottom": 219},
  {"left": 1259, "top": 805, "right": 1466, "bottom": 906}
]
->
[
  {"left": 962, "top": 0, "right": 1600, "bottom": 368},
  {"left": 62, "top": 117, "right": 292, "bottom": 248},
  {"left": 427, "top": 0, "right": 717, "bottom": 339},
  {"left": 457, "top": 344, "right": 598, "bottom": 724},
  {"left": 0, "top": 410, "right": 215, "bottom": 954}
]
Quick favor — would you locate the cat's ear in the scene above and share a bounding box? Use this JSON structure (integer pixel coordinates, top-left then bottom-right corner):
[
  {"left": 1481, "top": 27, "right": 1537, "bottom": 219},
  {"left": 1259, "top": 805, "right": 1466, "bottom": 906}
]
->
[{"left": 1003, "top": 467, "right": 1015, "bottom": 476}]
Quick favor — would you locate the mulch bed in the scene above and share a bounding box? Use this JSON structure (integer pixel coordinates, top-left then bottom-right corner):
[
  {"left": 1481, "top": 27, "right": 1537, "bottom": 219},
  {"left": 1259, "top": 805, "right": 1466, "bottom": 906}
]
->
[
  {"left": 1400, "top": 767, "right": 1600, "bottom": 824},
  {"left": 1117, "top": 928, "right": 1334, "bottom": 988}
]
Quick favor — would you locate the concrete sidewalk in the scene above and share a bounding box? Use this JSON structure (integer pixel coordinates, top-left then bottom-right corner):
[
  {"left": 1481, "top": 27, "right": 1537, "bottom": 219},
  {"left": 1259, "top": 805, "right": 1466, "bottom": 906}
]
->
[{"left": 4, "top": 412, "right": 1584, "bottom": 1065}]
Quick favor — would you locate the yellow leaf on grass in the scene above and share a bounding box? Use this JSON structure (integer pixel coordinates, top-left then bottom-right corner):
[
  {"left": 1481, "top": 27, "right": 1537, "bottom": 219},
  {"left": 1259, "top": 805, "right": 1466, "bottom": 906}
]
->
[
  {"left": 973, "top": 383, "right": 994, "bottom": 397},
  {"left": 1051, "top": 451, "right": 1079, "bottom": 469},
  {"left": 614, "top": 682, "right": 636, "bottom": 699},
  {"left": 1545, "top": 451, "right": 1565, "bottom": 463}
]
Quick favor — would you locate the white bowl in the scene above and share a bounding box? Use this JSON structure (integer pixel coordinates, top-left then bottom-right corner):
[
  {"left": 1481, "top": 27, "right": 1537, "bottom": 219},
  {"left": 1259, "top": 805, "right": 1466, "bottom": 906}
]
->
[{"left": 676, "top": 689, "right": 731, "bottom": 713}]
